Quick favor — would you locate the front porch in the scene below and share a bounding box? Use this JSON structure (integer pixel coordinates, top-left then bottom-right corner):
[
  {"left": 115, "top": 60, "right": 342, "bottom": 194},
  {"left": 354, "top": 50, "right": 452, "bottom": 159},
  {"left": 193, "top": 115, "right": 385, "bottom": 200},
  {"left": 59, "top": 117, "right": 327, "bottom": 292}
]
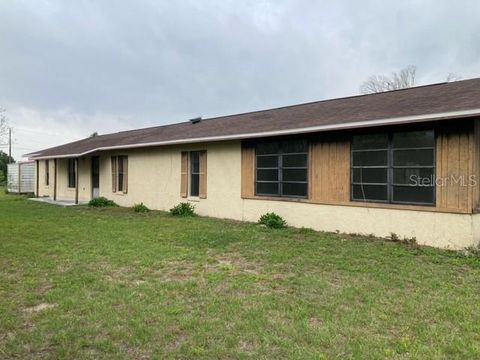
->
[{"left": 35, "top": 155, "right": 100, "bottom": 204}]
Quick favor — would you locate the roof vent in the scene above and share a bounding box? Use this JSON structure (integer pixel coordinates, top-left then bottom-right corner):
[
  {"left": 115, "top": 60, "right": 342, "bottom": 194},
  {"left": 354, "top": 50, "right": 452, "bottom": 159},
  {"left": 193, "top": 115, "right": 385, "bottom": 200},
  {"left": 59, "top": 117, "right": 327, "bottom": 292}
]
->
[{"left": 189, "top": 116, "right": 202, "bottom": 124}]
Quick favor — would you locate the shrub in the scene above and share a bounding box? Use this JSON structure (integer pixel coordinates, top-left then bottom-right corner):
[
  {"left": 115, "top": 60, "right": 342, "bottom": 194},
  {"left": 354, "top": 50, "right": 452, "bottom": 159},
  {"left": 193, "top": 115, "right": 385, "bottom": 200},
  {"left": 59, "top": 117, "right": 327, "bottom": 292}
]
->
[
  {"left": 88, "top": 197, "right": 118, "bottom": 207},
  {"left": 258, "top": 212, "right": 287, "bottom": 229},
  {"left": 133, "top": 202, "right": 149, "bottom": 213},
  {"left": 170, "top": 202, "right": 196, "bottom": 216}
]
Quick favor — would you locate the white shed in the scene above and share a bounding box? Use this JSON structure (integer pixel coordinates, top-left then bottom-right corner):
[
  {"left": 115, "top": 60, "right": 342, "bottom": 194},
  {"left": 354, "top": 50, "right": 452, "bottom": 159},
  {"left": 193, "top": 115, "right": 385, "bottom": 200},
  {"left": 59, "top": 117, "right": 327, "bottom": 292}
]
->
[{"left": 7, "top": 162, "right": 36, "bottom": 193}]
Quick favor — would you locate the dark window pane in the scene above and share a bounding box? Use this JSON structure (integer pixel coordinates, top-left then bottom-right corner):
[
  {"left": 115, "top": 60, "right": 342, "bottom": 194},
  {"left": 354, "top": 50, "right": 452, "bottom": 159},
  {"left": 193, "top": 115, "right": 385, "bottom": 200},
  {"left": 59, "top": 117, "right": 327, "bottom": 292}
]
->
[
  {"left": 191, "top": 174, "right": 199, "bottom": 196},
  {"left": 257, "top": 142, "right": 280, "bottom": 155},
  {"left": 352, "top": 134, "right": 388, "bottom": 150},
  {"left": 393, "top": 130, "right": 435, "bottom": 148},
  {"left": 68, "top": 159, "right": 76, "bottom": 188},
  {"left": 393, "top": 186, "right": 434, "bottom": 204},
  {"left": 352, "top": 184, "right": 388, "bottom": 201},
  {"left": 393, "top": 168, "right": 434, "bottom": 185},
  {"left": 393, "top": 149, "right": 434, "bottom": 166},
  {"left": 352, "top": 151, "right": 388, "bottom": 166},
  {"left": 118, "top": 173, "right": 124, "bottom": 192},
  {"left": 282, "top": 154, "right": 307, "bottom": 168},
  {"left": 191, "top": 151, "right": 200, "bottom": 173},
  {"left": 282, "top": 169, "right": 307, "bottom": 182},
  {"left": 281, "top": 140, "right": 308, "bottom": 153},
  {"left": 257, "top": 169, "right": 278, "bottom": 181},
  {"left": 257, "top": 155, "right": 278, "bottom": 168},
  {"left": 353, "top": 168, "right": 388, "bottom": 184},
  {"left": 256, "top": 182, "right": 279, "bottom": 195},
  {"left": 282, "top": 182, "right": 307, "bottom": 197}
]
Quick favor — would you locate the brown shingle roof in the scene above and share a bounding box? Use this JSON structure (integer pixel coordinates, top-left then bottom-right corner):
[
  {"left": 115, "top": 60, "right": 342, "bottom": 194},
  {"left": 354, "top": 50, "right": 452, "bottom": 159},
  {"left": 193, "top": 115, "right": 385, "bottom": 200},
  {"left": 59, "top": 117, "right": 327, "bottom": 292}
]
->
[{"left": 29, "top": 78, "right": 480, "bottom": 159}]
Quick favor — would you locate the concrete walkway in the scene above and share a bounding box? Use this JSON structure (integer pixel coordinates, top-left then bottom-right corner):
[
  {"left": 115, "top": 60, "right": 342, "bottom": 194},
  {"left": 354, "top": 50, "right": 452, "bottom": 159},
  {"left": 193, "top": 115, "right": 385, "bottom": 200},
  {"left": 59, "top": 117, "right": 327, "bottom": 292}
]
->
[{"left": 29, "top": 198, "right": 88, "bottom": 207}]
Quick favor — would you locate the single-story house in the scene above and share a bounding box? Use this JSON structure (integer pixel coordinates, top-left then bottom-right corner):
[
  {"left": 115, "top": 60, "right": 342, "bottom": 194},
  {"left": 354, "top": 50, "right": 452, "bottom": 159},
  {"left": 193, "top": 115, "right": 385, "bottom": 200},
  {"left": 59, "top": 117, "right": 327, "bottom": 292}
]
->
[{"left": 27, "top": 78, "right": 480, "bottom": 249}]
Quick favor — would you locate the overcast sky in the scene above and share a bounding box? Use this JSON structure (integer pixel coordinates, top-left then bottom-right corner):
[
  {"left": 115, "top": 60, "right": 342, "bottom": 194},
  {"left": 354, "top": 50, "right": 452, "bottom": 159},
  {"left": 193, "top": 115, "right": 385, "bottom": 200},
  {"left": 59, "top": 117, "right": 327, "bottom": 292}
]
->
[{"left": 1, "top": 0, "right": 479, "bottom": 160}]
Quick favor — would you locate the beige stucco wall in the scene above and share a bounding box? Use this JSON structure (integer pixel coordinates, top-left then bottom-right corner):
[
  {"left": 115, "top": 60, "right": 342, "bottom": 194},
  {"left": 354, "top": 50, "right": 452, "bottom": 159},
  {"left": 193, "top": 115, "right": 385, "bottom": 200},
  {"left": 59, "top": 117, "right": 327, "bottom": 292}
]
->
[
  {"left": 98, "top": 141, "right": 245, "bottom": 221},
  {"left": 39, "top": 140, "right": 480, "bottom": 250},
  {"left": 242, "top": 199, "right": 478, "bottom": 249}
]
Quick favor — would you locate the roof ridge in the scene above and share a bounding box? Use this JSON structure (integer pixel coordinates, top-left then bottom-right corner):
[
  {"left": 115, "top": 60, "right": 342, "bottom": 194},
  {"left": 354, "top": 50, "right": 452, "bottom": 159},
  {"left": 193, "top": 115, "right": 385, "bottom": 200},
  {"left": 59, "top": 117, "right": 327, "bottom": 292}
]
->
[
  {"left": 100, "top": 78, "right": 475, "bottom": 138},
  {"left": 26, "top": 77, "right": 480, "bottom": 158}
]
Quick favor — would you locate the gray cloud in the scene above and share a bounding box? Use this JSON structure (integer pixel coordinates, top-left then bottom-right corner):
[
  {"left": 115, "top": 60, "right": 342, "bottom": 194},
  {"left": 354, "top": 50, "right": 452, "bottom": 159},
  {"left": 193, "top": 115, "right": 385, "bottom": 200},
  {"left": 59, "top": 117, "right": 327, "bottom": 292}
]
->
[{"left": 0, "top": 0, "right": 479, "bottom": 159}]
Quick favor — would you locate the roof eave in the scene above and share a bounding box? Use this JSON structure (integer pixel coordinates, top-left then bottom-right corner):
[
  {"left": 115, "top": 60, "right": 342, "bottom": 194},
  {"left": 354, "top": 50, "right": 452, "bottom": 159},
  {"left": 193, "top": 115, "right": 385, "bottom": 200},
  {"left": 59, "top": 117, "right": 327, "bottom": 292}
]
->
[{"left": 28, "top": 108, "right": 480, "bottom": 160}]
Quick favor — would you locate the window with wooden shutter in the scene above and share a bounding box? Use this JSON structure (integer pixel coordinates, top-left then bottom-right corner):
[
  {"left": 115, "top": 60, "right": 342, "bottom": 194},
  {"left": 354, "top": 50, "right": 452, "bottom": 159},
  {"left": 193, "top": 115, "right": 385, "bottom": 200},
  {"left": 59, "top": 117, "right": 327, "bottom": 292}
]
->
[
  {"left": 190, "top": 151, "right": 200, "bottom": 197},
  {"left": 111, "top": 156, "right": 117, "bottom": 192},
  {"left": 241, "top": 142, "right": 255, "bottom": 198},
  {"left": 199, "top": 150, "right": 207, "bottom": 198},
  {"left": 180, "top": 152, "right": 188, "bottom": 197}
]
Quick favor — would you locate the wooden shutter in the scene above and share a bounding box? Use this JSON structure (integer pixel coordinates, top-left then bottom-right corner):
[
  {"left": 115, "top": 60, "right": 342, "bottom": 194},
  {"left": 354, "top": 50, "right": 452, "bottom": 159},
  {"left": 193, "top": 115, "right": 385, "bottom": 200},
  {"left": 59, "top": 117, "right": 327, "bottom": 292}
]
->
[
  {"left": 111, "top": 156, "right": 117, "bottom": 192},
  {"left": 180, "top": 152, "right": 188, "bottom": 197},
  {"left": 199, "top": 150, "right": 207, "bottom": 199},
  {"left": 123, "top": 156, "right": 128, "bottom": 194},
  {"left": 241, "top": 142, "right": 255, "bottom": 198}
]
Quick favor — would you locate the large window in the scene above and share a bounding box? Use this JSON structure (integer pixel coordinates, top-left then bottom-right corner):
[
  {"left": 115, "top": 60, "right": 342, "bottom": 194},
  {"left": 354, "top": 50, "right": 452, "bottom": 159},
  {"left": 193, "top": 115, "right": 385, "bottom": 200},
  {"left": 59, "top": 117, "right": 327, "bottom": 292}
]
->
[
  {"left": 255, "top": 139, "right": 308, "bottom": 198},
  {"left": 190, "top": 151, "right": 200, "bottom": 197},
  {"left": 351, "top": 130, "right": 435, "bottom": 205},
  {"left": 68, "top": 159, "right": 76, "bottom": 188}
]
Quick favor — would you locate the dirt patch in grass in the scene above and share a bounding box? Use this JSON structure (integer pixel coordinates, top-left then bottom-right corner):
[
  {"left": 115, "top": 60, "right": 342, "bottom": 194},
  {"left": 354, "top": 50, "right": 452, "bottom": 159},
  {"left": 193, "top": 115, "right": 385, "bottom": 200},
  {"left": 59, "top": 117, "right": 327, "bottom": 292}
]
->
[
  {"left": 24, "top": 303, "right": 57, "bottom": 313},
  {"left": 205, "top": 253, "right": 263, "bottom": 275},
  {"left": 238, "top": 339, "right": 260, "bottom": 353},
  {"left": 104, "top": 265, "right": 147, "bottom": 287},
  {"left": 149, "top": 253, "right": 264, "bottom": 283}
]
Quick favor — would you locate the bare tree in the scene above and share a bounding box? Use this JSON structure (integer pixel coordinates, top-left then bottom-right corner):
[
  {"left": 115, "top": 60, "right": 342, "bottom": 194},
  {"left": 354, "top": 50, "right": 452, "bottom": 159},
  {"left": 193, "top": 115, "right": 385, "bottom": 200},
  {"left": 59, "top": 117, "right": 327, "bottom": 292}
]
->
[{"left": 360, "top": 65, "right": 417, "bottom": 94}]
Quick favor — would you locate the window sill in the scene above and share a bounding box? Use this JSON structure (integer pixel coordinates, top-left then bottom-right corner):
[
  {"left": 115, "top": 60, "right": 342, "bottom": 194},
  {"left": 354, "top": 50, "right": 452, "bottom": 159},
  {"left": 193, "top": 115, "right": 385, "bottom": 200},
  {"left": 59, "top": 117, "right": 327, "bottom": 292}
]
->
[
  {"left": 187, "top": 196, "right": 200, "bottom": 202},
  {"left": 114, "top": 192, "right": 127, "bottom": 196}
]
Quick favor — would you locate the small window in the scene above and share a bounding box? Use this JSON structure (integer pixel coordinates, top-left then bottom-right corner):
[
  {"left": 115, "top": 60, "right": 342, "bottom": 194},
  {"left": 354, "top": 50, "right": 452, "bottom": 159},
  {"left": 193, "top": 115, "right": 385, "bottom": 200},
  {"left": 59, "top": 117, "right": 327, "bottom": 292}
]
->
[
  {"left": 116, "top": 156, "right": 128, "bottom": 193},
  {"left": 68, "top": 159, "right": 76, "bottom": 188},
  {"left": 190, "top": 151, "right": 200, "bottom": 197},
  {"left": 255, "top": 139, "right": 308, "bottom": 198},
  {"left": 352, "top": 130, "right": 435, "bottom": 205},
  {"left": 45, "top": 160, "right": 50, "bottom": 186}
]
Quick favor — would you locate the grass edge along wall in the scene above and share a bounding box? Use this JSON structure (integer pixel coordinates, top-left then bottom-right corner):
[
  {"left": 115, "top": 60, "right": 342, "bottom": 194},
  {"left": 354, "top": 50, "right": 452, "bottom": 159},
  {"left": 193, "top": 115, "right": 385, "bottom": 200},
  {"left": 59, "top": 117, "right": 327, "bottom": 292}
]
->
[{"left": 35, "top": 119, "right": 480, "bottom": 250}]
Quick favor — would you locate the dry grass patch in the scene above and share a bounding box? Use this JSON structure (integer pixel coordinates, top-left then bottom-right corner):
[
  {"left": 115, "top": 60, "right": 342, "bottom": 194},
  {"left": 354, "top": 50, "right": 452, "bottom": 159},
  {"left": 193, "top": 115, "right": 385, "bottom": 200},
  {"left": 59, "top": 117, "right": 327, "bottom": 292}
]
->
[{"left": 24, "top": 303, "right": 57, "bottom": 313}]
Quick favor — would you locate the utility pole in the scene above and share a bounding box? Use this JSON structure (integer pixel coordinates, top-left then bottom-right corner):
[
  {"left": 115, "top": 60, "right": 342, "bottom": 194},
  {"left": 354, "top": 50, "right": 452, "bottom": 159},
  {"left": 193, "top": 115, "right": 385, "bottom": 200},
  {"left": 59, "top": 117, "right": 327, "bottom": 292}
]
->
[{"left": 8, "top": 127, "right": 12, "bottom": 163}]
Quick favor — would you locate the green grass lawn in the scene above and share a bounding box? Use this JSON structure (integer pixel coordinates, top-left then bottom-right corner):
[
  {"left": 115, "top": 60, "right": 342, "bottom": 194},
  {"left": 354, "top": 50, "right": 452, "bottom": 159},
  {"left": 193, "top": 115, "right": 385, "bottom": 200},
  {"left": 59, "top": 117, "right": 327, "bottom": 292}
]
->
[{"left": 1, "top": 190, "right": 479, "bottom": 359}]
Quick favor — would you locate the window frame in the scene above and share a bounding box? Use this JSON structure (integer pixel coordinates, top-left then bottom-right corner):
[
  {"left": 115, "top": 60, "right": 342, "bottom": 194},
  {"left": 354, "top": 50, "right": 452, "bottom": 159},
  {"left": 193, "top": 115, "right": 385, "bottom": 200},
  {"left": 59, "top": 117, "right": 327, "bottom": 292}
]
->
[
  {"left": 115, "top": 155, "right": 128, "bottom": 193},
  {"left": 67, "top": 159, "right": 76, "bottom": 189},
  {"left": 189, "top": 151, "right": 200, "bottom": 197},
  {"left": 351, "top": 130, "right": 436, "bottom": 206},
  {"left": 255, "top": 140, "right": 309, "bottom": 199}
]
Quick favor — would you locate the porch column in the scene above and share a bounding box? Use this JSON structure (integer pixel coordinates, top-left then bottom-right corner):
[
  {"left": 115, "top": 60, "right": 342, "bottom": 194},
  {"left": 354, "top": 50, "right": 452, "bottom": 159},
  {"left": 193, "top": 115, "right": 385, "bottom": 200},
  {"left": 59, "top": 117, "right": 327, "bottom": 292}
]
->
[
  {"left": 75, "top": 158, "right": 79, "bottom": 205},
  {"left": 53, "top": 158, "right": 57, "bottom": 201}
]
